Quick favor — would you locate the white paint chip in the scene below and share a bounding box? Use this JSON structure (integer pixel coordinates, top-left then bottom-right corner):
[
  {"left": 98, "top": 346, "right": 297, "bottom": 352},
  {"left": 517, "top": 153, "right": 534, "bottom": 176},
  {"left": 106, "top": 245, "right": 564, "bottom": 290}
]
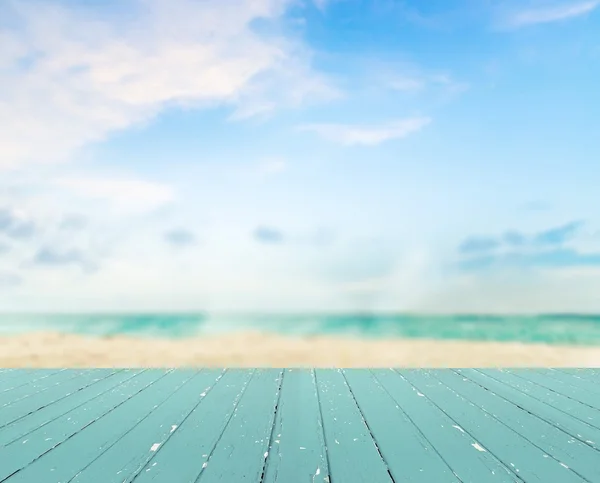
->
[
  {"left": 170, "top": 425, "right": 178, "bottom": 433},
  {"left": 150, "top": 443, "right": 161, "bottom": 452},
  {"left": 471, "top": 443, "right": 486, "bottom": 452},
  {"left": 452, "top": 425, "right": 465, "bottom": 433}
]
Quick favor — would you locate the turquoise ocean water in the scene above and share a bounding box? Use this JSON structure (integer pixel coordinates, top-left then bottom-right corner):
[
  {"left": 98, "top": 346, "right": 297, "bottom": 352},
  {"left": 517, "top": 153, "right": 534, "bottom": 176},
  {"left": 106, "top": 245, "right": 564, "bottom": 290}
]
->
[{"left": 1, "top": 313, "right": 600, "bottom": 345}]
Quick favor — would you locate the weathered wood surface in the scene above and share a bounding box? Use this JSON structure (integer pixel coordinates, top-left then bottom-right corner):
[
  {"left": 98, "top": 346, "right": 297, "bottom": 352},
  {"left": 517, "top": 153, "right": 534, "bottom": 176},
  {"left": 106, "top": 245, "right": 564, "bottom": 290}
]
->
[{"left": 0, "top": 369, "right": 599, "bottom": 482}]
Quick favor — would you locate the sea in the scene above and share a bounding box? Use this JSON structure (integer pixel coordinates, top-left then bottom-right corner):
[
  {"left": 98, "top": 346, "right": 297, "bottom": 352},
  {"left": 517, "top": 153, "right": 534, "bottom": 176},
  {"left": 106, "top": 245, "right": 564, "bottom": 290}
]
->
[{"left": 1, "top": 313, "right": 600, "bottom": 345}]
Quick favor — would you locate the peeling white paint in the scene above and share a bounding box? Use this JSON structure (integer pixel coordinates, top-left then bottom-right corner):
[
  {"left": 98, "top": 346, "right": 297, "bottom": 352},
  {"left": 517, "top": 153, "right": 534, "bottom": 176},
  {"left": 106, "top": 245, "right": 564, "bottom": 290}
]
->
[
  {"left": 300, "top": 447, "right": 306, "bottom": 450},
  {"left": 150, "top": 443, "right": 161, "bottom": 452},
  {"left": 170, "top": 425, "right": 178, "bottom": 433},
  {"left": 264, "top": 452, "right": 269, "bottom": 458},
  {"left": 202, "top": 462, "right": 208, "bottom": 469},
  {"left": 560, "top": 463, "right": 569, "bottom": 469},
  {"left": 452, "top": 425, "right": 465, "bottom": 433},
  {"left": 471, "top": 443, "right": 486, "bottom": 452},
  {"left": 416, "top": 392, "right": 425, "bottom": 397}
]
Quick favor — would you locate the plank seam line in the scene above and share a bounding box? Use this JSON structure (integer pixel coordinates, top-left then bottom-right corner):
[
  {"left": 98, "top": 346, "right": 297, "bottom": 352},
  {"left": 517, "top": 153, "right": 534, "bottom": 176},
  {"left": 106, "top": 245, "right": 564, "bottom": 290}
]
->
[
  {"left": 69, "top": 369, "right": 225, "bottom": 483},
  {"left": 506, "top": 370, "right": 600, "bottom": 413},
  {"left": 0, "top": 369, "right": 171, "bottom": 483},
  {"left": 191, "top": 369, "right": 257, "bottom": 483},
  {"left": 126, "top": 369, "right": 228, "bottom": 482},
  {"left": 538, "top": 369, "right": 600, "bottom": 397},
  {"left": 391, "top": 369, "right": 526, "bottom": 483},
  {"left": 313, "top": 369, "right": 333, "bottom": 483},
  {"left": 259, "top": 369, "right": 285, "bottom": 483},
  {"left": 0, "top": 369, "right": 65, "bottom": 394},
  {"left": 459, "top": 369, "right": 600, "bottom": 453},
  {"left": 552, "top": 369, "right": 600, "bottom": 383},
  {"left": 427, "top": 370, "right": 593, "bottom": 483},
  {"left": 1, "top": 370, "right": 103, "bottom": 412},
  {"left": 368, "top": 369, "right": 464, "bottom": 483},
  {"left": 473, "top": 369, "right": 600, "bottom": 431},
  {"left": 0, "top": 369, "right": 137, "bottom": 439},
  {"left": 340, "top": 369, "right": 397, "bottom": 483}
]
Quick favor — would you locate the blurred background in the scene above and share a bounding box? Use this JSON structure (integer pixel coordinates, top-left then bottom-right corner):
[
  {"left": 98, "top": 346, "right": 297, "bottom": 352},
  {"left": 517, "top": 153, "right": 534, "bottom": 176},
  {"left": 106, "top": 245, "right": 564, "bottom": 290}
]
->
[{"left": 1, "top": 0, "right": 599, "bottom": 366}]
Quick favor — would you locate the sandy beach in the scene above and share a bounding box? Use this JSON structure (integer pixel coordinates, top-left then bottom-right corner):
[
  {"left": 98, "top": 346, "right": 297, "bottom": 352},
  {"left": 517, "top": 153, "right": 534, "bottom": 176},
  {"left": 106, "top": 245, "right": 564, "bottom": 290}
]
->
[{"left": 1, "top": 331, "right": 599, "bottom": 367}]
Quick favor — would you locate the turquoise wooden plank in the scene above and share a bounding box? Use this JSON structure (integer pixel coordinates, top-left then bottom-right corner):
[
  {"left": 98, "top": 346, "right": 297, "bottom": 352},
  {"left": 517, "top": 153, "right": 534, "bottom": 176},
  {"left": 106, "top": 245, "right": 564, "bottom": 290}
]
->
[
  {"left": 11, "top": 370, "right": 226, "bottom": 483},
  {"left": 0, "top": 369, "right": 167, "bottom": 481},
  {"left": 478, "top": 369, "right": 600, "bottom": 431},
  {"left": 401, "top": 369, "right": 586, "bottom": 483},
  {"left": 457, "top": 369, "right": 600, "bottom": 451},
  {"left": 373, "top": 369, "right": 517, "bottom": 482},
  {"left": 131, "top": 369, "right": 255, "bottom": 482},
  {"left": 432, "top": 369, "right": 600, "bottom": 481},
  {"left": 343, "top": 369, "right": 459, "bottom": 482},
  {"left": 507, "top": 369, "right": 600, "bottom": 411},
  {"left": 68, "top": 369, "right": 225, "bottom": 482},
  {"left": 557, "top": 368, "right": 600, "bottom": 380},
  {"left": 190, "top": 369, "right": 284, "bottom": 483},
  {"left": 262, "top": 369, "right": 329, "bottom": 483},
  {"left": 537, "top": 369, "right": 600, "bottom": 394},
  {"left": 315, "top": 369, "right": 394, "bottom": 483},
  {"left": 0, "top": 369, "right": 64, "bottom": 393},
  {"left": 0, "top": 370, "right": 93, "bottom": 407},
  {"left": 0, "top": 370, "right": 133, "bottom": 441}
]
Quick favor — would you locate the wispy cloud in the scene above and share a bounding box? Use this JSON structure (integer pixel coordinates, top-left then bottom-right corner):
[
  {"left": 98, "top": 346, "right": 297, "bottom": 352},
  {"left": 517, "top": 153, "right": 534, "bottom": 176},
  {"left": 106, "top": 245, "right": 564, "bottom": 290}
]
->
[
  {"left": 54, "top": 177, "right": 175, "bottom": 214},
  {"left": 0, "top": 0, "right": 335, "bottom": 170},
  {"left": 458, "top": 236, "right": 501, "bottom": 254},
  {"left": 31, "top": 246, "right": 96, "bottom": 272},
  {"left": 0, "top": 272, "right": 21, "bottom": 288},
  {"left": 506, "top": 1, "right": 599, "bottom": 28},
  {"left": 457, "top": 220, "right": 593, "bottom": 271},
  {"left": 299, "top": 117, "right": 431, "bottom": 146},
  {"left": 0, "top": 207, "right": 36, "bottom": 239},
  {"left": 164, "top": 229, "right": 197, "bottom": 247},
  {"left": 534, "top": 220, "right": 583, "bottom": 245},
  {"left": 254, "top": 226, "right": 285, "bottom": 244},
  {"left": 258, "top": 158, "right": 287, "bottom": 175}
]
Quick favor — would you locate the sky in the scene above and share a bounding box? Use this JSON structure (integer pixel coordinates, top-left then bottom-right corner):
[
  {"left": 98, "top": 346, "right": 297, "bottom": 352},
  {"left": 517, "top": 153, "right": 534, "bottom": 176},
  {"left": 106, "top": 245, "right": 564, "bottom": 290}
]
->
[{"left": 0, "top": 0, "right": 599, "bottom": 313}]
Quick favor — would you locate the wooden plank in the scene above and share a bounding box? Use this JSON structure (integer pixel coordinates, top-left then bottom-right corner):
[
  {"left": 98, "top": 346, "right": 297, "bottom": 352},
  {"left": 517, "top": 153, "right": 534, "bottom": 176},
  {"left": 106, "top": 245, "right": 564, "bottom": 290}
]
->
[
  {"left": 373, "top": 369, "right": 517, "bottom": 482},
  {"left": 343, "top": 369, "right": 459, "bottom": 482},
  {"left": 0, "top": 370, "right": 93, "bottom": 407},
  {"left": 262, "top": 369, "right": 329, "bottom": 483},
  {"left": 0, "top": 369, "right": 167, "bottom": 481},
  {"left": 433, "top": 369, "right": 600, "bottom": 481},
  {"left": 557, "top": 369, "right": 600, "bottom": 380},
  {"left": 478, "top": 369, "right": 600, "bottom": 431},
  {"left": 538, "top": 369, "right": 600, "bottom": 394},
  {"left": 315, "top": 368, "right": 394, "bottom": 482},
  {"left": 0, "top": 370, "right": 134, "bottom": 441},
  {"left": 458, "top": 369, "right": 600, "bottom": 451},
  {"left": 401, "top": 369, "right": 586, "bottom": 483},
  {"left": 507, "top": 369, "right": 600, "bottom": 411},
  {"left": 0, "top": 369, "right": 64, "bottom": 393},
  {"left": 131, "top": 369, "right": 255, "bottom": 482},
  {"left": 12, "top": 370, "right": 226, "bottom": 483},
  {"left": 190, "top": 369, "right": 284, "bottom": 483},
  {"left": 68, "top": 369, "right": 225, "bottom": 482}
]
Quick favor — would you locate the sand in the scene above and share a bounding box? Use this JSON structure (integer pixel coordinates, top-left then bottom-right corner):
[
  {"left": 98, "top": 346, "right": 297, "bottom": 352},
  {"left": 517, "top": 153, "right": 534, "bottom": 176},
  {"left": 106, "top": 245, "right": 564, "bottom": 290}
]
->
[{"left": 1, "top": 331, "right": 600, "bottom": 367}]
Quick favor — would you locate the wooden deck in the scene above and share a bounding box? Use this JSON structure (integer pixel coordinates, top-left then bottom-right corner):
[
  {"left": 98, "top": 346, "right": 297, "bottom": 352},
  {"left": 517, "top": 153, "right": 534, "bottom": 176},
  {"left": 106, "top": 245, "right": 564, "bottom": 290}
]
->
[{"left": 0, "top": 369, "right": 599, "bottom": 482}]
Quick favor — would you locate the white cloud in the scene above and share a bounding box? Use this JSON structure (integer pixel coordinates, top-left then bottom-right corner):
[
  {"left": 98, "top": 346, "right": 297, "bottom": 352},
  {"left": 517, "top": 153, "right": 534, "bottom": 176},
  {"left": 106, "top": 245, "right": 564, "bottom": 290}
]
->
[
  {"left": 388, "top": 77, "right": 426, "bottom": 91},
  {"left": 507, "top": 1, "right": 599, "bottom": 27},
  {"left": 299, "top": 117, "right": 432, "bottom": 146},
  {"left": 259, "top": 158, "right": 287, "bottom": 175},
  {"left": 0, "top": 0, "right": 336, "bottom": 170},
  {"left": 54, "top": 177, "right": 175, "bottom": 214}
]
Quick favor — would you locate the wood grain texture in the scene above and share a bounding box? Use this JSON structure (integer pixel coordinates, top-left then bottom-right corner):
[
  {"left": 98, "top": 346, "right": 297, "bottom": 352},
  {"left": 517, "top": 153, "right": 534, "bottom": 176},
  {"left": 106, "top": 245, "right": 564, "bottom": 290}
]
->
[{"left": 0, "top": 368, "right": 599, "bottom": 482}]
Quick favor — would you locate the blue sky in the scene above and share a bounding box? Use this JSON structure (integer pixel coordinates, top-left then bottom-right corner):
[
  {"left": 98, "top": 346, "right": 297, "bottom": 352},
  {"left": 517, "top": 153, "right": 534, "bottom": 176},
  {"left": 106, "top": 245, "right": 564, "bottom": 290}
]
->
[{"left": 0, "top": 0, "right": 599, "bottom": 313}]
